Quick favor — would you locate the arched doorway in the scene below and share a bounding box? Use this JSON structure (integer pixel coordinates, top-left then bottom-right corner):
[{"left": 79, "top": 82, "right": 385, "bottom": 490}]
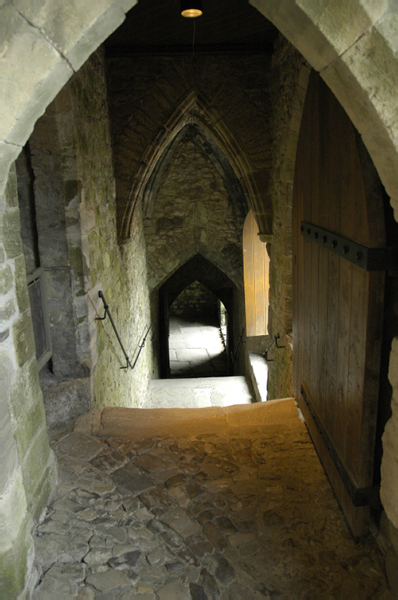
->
[{"left": 158, "top": 254, "right": 237, "bottom": 378}]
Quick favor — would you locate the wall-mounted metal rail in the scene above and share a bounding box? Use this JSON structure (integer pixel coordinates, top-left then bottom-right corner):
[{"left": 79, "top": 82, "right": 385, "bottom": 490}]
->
[
  {"left": 263, "top": 333, "right": 285, "bottom": 362},
  {"left": 96, "top": 291, "right": 133, "bottom": 370},
  {"left": 131, "top": 324, "right": 152, "bottom": 369},
  {"left": 231, "top": 328, "right": 245, "bottom": 365}
]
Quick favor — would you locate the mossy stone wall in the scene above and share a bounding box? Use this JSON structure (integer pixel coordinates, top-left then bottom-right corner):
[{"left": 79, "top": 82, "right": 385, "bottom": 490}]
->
[
  {"left": 66, "top": 49, "right": 153, "bottom": 409},
  {"left": 0, "top": 165, "right": 57, "bottom": 599}
]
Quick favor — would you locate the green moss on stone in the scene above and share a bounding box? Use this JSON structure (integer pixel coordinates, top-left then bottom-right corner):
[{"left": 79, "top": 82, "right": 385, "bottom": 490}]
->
[
  {"left": 3, "top": 210, "right": 23, "bottom": 259},
  {"left": 29, "top": 456, "right": 57, "bottom": 524},
  {"left": 0, "top": 300, "right": 15, "bottom": 321},
  {"left": 14, "top": 255, "right": 30, "bottom": 314},
  {"left": 9, "top": 358, "right": 41, "bottom": 422},
  {"left": 12, "top": 312, "right": 35, "bottom": 368},
  {"left": 13, "top": 400, "right": 46, "bottom": 459},
  {"left": 0, "top": 265, "right": 13, "bottom": 295},
  {"left": 5, "top": 165, "right": 18, "bottom": 208},
  {"left": 0, "top": 518, "right": 32, "bottom": 599},
  {"left": 20, "top": 426, "right": 51, "bottom": 501}
]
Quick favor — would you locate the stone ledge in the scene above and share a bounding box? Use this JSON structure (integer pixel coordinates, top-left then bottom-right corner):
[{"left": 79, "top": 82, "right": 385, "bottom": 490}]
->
[{"left": 248, "top": 352, "right": 268, "bottom": 403}]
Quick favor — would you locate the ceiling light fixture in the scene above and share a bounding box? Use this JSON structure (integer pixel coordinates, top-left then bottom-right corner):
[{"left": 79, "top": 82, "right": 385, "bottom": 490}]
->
[{"left": 181, "top": 0, "right": 203, "bottom": 18}]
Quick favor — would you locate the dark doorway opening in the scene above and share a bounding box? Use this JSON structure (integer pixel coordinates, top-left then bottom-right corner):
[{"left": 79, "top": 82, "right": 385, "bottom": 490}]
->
[
  {"left": 158, "top": 254, "right": 237, "bottom": 378},
  {"left": 168, "top": 282, "right": 228, "bottom": 378}
]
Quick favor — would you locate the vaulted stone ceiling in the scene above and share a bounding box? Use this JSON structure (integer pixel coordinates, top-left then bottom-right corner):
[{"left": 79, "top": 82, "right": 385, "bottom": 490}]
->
[{"left": 105, "top": 0, "right": 279, "bottom": 54}]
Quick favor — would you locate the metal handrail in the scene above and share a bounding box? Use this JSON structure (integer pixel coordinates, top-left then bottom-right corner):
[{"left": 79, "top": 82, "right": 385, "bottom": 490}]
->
[
  {"left": 96, "top": 291, "right": 134, "bottom": 370},
  {"left": 131, "top": 324, "right": 152, "bottom": 369},
  {"left": 263, "top": 333, "right": 285, "bottom": 362},
  {"left": 231, "top": 327, "right": 245, "bottom": 365}
]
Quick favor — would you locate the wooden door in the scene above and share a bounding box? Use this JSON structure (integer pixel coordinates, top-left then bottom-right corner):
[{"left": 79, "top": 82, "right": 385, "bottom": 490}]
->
[
  {"left": 293, "top": 72, "right": 385, "bottom": 537},
  {"left": 243, "top": 210, "right": 270, "bottom": 337}
]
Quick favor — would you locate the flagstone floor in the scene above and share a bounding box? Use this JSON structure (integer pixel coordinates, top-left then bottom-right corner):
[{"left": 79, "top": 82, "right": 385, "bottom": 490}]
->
[
  {"left": 32, "top": 400, "right": 391, "bottom": 599},
  {"left": 168, "top": 316, "right": 229, "bottom": 378}
]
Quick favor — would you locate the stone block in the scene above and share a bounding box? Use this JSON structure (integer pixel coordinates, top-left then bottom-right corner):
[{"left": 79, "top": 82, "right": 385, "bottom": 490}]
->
[
  {"left": 8, "top": 358, "right": 42, "bottom": 423},
  {"left": 85, "top": 568, "right": 131, "bottom": 593},
  {"left": 0, "top": 300, "right": 15, "bottom": 322},
  {"left": 0, "top": 5, "right": 73, "bottom": 147},
  {"left": 0, "top": 516, "right": 32, "bottom": 599},
  {"left": 0, "top": 264, "right": 13, "bottom": 296},
  {"left": 41, "top": 377, "right": 91, "bottom": 430},
  {"left": 29, "top": 454, "right": 58, "bottom": 524},
  {"left": 0, "top": 465, "right": 27, "bottom": 542},
  {"left": 53, "top": 431, "right": 105, "bottom": 461},
  {"left": 0, "top": 143, "right": 21, "bottom": 197},
  {"left": 4, "top": 163, "right": 18, "bottom": 208},
  {"left": 20, "top": 425, "right": 51, "bottom": 500},
  {"left": 13, "top": 399, "right": 47, "bottom": 459},
  {"left": 14, "top": 1, "right": 134, "bottom": 70},
  {"left": 2, "top": 209, "right": 23, "bottom": 260},
  {"left": 296, "top": 0, "right": 386, "bottom": 57},
  {"left": 14, "top": 254, "right": 30, "bottom": 314},
  {"left": 11, "top": 311, "right": 36, "bottom": 368},
  {"left": 250, "top": 0, "right": 337, "bottom": 72}
]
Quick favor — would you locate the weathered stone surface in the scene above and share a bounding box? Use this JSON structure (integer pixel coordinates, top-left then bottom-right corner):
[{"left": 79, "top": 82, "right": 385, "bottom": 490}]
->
[
  {"left": 134, "top": 453, "right": 168, "bottom": 473},
  {"left": 228, "top": 532, "right": 257, "bottom": 547},
  {"left": 54, "top": 432, "right": 106, "bottom": 462},
  {"left": 186, "top": 481, "right": 204, "bottom": 499},
  {"left": 111, "top": 464, "right": 156, "bottom": 496},
  {"left": 108, "top": 550, "right": 141, "bottom": 569},
  {"left": 199, "top": 568, "right": 220, "bottom": 598},
  {"left": 32, "top": 412, "right": 390, "bottom": 598},
  {"left": 215, "top": 557, "right": 235, "bottom": 585},
  {"left": 85, "top": 568, "right": 131, "bottom": 592},
  {"left": 156, "top": 581, "right": 190, "bottom": 599},
  {"left": 34, "top": 533, "right": 89, "bottom": 568},
  {"left": 189, "top": 583, "right": 208, "bottom": 600},
  {"left": 160, "top": 508, "right": 200, "bottom": 539},
  {"left": 165, "top": 473, "right": 186, "bottom": 488},
  {"left": 202, "top": 523, "right": 228, "bottom": 551},
  {"left": 84, "top": 547, "right": 113, "bottom": 565}
]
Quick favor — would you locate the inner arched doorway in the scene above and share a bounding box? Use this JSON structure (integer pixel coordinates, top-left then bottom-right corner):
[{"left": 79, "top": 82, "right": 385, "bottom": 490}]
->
[{"left": 157, "top": 254, "right": 238, "bottom": 378}]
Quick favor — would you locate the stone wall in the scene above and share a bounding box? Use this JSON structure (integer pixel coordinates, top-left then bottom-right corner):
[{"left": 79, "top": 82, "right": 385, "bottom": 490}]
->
[
  {"left": 14, "top": 49, "right": 154, "bottom": 426},
  {"left": 144, "top": 126, "right": 245, "bottom": 293},
  {"left": 0, "top": 164, "right": 57, "bottom": 598},
  {"left": 106, "top": 55, "right": 271, "bottom": 377},
  {"left": 106, "top": 54, "right": 273, "bottom": 242},
  {"left": 170, "top": 282, "right": 219, "bottom": 319},
  {"left": 61, "top": 49, "right": 154, "bottom": 411},
  {"left": 266, "top": 38, "right": 310, "bottom": 399}
]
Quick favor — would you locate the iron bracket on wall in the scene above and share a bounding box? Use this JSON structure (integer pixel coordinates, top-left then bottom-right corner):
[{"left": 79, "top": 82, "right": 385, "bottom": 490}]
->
[
  {"left": 301, "top": 221, "right": 398, "bottom": 272},
  {"left": 263, "top": 333, "right": 285, "bottom": 362},
  {"left": 300, "top": 384, "right": 381, "bottom": 508}
]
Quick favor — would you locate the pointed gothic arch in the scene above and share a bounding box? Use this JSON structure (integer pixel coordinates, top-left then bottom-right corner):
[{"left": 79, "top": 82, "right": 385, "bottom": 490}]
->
[
  {"left": 120, "top": 91, "right": 270, "bottom": 240},
  {"left": 157, "top": 253, "right": 236, "bottom": 377}
]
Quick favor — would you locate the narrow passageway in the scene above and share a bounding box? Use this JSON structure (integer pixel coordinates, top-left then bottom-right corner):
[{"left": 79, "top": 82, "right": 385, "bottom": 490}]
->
[
  {"left": 32, "top": 400, "right": 390, "bottom": 598},
  {"left": 169, "top": 316, "right": 229, "bottom": 379}
]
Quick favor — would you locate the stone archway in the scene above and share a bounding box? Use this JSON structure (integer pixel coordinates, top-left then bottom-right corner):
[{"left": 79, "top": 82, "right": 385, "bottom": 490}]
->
[
  {"left": 157, "top": 254, "right": 237, "bottom": 378},
  {"left": 3, "top": 1, "right": 398, "bottom": 594}
]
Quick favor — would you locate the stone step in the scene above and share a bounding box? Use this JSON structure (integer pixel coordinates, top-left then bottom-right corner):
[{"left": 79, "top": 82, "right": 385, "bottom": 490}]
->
[
  {"left": 74, "top": 398, "right": 298, "bottom": 441},
  {"left": 143, "top": 376, "right": 254, "bottom": 409}
]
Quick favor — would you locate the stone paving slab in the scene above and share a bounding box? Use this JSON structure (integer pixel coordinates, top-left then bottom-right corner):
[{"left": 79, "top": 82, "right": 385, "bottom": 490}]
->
[{"left": 33, "top": 402, "right": 392, "bottom": 599}]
